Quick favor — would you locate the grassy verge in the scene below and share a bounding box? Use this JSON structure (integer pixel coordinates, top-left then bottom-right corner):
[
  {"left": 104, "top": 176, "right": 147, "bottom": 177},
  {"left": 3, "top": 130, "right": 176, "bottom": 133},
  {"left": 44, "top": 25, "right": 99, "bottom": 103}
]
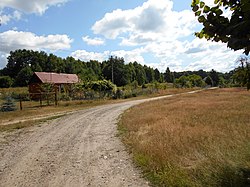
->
[
  {"left": 0, "top": 115, "right": 64, "bottom": 132},
  {"left": 119, "top": 88, "right": 250, "bottom": 186},
  {"left": 0, "top": 115, "right": 64, "bottom": 133},
  {"left": 0, "top": 88, "right": 197, "bottom": 126},
  {"left": 0, "top": 99, "right": 116, "bottom": 126}
]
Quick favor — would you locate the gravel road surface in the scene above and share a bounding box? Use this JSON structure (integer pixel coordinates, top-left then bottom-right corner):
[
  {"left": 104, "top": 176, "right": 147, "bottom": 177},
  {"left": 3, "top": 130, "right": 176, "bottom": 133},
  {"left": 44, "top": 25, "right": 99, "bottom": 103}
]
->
[
  {"left": 0, "top": 90, "right": 204, "bottom": 187},
  {"left": 0, "top": 98, "right": 154, "bottom": 187}
]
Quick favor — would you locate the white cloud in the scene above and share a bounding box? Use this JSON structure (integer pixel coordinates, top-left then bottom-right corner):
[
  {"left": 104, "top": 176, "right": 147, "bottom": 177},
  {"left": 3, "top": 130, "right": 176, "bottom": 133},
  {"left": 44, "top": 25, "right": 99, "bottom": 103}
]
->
[
  {"left": 0, "top": 10, "right": 21, "bottom": 24},
  {"left": 71, "top": 50, "right": 109, "bottom": 62},
  {"left": 82, "top": 36, "right": 105, "bottom": 46},
  {"left": 202, "top": 0, "right": 216, "bottom": 6},
  {"left": 92, "top": 9, "right": 132, "bottom": 39},
  {"left": 0, "top": 30, "right": 72, "bottom": 69},
  {"left": 71, "top": 49, "right": 145, "bottom": 64},
  {"left": 92, "top": 0, "right": 196, "bottom": 44},
  {"left": 184, "top": 39, "right": 242, "bottom": 72},
  {"left": 0, "top": 30, "right": 72, "bottom": 53},
  {"left": 91, "top": 0, "right": 242, "bottom": 72},
  {"left": 110, "top": 49, "right": 145, "bottom": 64},
  {"left": 0, "top": 52, "right": 8, "bottom": 69},
  {"left": 0, "top": 0, "right": 68, "bottom": 15}
]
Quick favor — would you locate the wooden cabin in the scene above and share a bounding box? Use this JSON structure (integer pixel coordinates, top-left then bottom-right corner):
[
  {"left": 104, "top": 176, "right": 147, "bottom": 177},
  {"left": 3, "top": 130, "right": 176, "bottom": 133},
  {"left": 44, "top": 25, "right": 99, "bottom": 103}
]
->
[{"left": 29, "top": 72, "right": 79, "bottom": 99}]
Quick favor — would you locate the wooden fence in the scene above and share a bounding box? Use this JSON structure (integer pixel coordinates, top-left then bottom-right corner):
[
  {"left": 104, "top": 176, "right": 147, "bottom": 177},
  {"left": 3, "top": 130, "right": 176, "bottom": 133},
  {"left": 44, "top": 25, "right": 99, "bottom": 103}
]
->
[{"left": 19, "top": 92, "right": 58, "bottom": 110}]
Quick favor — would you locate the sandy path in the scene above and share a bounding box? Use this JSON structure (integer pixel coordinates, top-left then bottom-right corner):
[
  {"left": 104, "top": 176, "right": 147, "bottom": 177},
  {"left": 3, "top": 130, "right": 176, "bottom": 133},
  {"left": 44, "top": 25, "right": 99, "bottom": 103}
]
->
[{"left": 0, "top": 90, "right": 207, "bottom": 187}]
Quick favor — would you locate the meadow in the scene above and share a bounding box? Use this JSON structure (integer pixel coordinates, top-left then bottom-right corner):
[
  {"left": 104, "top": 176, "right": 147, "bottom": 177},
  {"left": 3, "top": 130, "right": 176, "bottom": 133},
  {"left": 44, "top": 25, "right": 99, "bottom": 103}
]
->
[{"left": 119, "top": 88, "right": 250, "bottom": 186}]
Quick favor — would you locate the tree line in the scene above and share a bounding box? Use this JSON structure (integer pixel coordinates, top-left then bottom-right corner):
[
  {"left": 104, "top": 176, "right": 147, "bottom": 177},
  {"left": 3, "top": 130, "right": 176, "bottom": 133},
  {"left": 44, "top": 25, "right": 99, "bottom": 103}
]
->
[
  {"left": 0, "top": 49, "right": 163, "bottom": 87},
  {"left": 0, "top": 49, "right": 249, "bottom": 89}
]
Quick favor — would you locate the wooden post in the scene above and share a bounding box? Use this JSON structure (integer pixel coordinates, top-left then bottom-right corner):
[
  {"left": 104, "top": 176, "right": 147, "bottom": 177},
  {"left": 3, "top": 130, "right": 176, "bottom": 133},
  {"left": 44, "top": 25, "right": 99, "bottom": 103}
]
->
[
  {"left": 19, "top": 94, "right": 23, "bottom": 110},
  {"left": 40, "top": 93, "right": 42, "bottom": 107},
  {"left": 47, "top": 93, "right": 49, "bottom": 106},
  {"left": 55, "top": 91, "right": 58, "bottom": 106}
]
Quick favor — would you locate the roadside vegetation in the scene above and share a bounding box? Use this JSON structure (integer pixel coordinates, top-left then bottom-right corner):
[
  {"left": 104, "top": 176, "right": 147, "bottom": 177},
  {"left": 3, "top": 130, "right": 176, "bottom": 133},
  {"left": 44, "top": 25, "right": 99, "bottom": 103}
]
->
[
  {"left": 0, "top": 85, "right": 198, "bottom": 130},
  {"left": 119, "top": 88, "right": 250, "bottom": 186}
]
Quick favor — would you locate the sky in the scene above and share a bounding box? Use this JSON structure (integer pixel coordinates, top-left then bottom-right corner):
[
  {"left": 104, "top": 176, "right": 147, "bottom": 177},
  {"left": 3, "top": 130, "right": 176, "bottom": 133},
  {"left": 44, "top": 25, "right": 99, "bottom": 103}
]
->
[{"left": 0, "top": 0, "right": 245, "bottom": 72}]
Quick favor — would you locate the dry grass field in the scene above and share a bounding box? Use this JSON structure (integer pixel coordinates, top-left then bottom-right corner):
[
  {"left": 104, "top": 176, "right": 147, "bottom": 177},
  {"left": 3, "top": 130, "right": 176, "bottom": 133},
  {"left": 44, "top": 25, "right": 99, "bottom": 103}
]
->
[{"left": 119, "top": 88, "right": 250, "bottom": 186}]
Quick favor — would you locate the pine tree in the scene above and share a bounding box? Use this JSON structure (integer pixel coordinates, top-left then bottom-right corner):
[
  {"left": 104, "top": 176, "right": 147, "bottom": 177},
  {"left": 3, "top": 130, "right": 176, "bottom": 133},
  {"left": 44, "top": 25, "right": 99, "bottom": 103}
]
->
[{"left": 1, "top": 96, "right": 17, "bottom": 112}]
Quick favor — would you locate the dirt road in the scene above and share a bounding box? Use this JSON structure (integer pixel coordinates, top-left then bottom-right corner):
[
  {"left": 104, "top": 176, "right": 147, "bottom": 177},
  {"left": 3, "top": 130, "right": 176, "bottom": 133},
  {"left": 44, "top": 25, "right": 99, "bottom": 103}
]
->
[{"left": 0, "top": 90, "right": 204, "bottom": 187}]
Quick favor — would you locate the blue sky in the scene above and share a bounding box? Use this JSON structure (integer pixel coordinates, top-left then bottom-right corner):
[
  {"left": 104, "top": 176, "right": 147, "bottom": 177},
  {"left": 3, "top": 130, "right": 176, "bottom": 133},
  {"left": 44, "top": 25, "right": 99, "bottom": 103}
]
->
[{"left": 0, "top": 0, "right": 244, "bottom": 72}]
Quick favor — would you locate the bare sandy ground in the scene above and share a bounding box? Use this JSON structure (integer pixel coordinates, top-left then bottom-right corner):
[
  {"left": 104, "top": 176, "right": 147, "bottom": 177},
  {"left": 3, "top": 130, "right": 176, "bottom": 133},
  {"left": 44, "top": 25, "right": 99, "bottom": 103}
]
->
[{"left": 0, "top": 90, "right": 207, "bottom": 187}]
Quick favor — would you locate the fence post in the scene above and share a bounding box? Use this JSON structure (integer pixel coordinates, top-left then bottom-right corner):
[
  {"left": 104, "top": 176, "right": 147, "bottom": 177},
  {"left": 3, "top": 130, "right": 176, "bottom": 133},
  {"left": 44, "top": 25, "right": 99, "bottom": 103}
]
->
[
  {"left": 40, "top": 93, "right": 42, "bottom": 107},
  {"left": 55, "top": 91, "right": 58, "bottom": 106},
  {"left": 47, "top": 93, "right": 49, "bottom": 106},
  {"left": 19, "top": 94, "right": 23, "bottom": 110}
]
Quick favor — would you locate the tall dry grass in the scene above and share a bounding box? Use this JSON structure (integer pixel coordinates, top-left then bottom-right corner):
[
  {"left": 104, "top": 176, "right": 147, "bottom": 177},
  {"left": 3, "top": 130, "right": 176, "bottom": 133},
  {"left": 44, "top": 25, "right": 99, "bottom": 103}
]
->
[{"left": 119, "top": 88, "right": 250, "bottom": 186}]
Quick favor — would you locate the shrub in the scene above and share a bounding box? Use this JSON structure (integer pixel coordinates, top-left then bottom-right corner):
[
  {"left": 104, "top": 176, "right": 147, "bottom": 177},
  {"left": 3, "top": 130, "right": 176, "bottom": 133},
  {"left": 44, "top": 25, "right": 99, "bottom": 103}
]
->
[
  {"left": 1, "top": 96, "right": 17, "bottom": 112},
  {"left": 0, "top": 76, "right": 13, "bottom": 88}
]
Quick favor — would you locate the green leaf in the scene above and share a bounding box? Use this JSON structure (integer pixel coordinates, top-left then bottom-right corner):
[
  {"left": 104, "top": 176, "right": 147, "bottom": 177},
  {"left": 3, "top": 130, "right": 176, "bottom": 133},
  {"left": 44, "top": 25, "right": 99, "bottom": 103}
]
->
[
  {"left": 215, "top": 9, "right": 223, "bottom": 16},
  {"left": 195, "top": 32, "right": 204, "bottom": 39},
  {"left": 195, "top": 0, "right": 200, "bottom": 4},
  {"left": 204, "top": 6, "right": 210, "bottom": 13},
  {"left": 191, "top": 0, "right": 197, "bottom": 7},
  {"left": 200, "top": 1, "right": 205, "bottom": 8},
  {"left": 192, "top": 5, "right": 199, "bottom": 12},
  {"left": 204, "top": 34, "right": 210, "bottom": 39},
  {"left": 198, "top": 15, "right": 206, "bottom": 23},
  {"left": 214, "top": 0, "right": 220, "bottom": 4},
  {"left": 211, "top": 6, "right": 220, "bottom": 13},
  {"left": 195, "top": 10, "right": 202, "bottom": 16}
]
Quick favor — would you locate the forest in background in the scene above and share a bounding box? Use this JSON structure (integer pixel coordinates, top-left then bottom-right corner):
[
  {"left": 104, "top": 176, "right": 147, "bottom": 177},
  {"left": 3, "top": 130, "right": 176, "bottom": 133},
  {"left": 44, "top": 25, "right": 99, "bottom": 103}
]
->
[{"left": 0, "top": 49, "right": 248, "bottom": 89}]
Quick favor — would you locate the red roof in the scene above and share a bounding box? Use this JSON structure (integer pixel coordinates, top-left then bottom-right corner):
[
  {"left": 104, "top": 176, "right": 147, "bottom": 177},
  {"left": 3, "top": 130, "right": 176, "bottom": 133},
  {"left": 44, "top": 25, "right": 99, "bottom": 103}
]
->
[{"left": 34, "top": 72, "right": 79, "bottom": 84}]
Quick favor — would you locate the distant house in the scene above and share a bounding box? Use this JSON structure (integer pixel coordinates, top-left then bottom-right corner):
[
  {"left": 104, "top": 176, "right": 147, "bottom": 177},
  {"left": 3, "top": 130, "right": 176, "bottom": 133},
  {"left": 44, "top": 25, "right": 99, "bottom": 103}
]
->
[{"left": 29, "top": 72, "right": 79, "bottom": 99}]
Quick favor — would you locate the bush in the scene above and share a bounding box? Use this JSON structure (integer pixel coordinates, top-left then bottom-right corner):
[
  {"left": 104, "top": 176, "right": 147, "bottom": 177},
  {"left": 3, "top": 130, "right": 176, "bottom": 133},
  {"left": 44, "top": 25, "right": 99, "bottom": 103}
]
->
[
  {"left": 1, "top": 96, "right": 17, "bottom": 112},
  {"left": 0, "top": 76, "right": 13, "bottom": 88}
]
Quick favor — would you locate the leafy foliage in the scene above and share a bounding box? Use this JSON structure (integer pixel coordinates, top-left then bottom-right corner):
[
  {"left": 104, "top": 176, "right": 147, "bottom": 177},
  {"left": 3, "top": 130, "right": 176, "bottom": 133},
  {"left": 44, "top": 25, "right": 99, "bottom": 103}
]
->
[
  {"left": 15, "top": 66, "right": 33, "bottom": 87},
  {"left": 164, "top": 67, "right": 174, "bottom": 83},
  {"left": 1, "top": 96, "right": 17, "bottom": 112},
  {"left": 0, "top": 49, "right": 247, "bottom": 89},
  {"left": 175, "top": 74, "right": 205, "bottom": 88},
  {"left": 233, "top": 57, "right": 250, "bottom": 90},
  {"left": 0, "top": 76, "right": 13, "bottom": 88},
  {"left": 102, "top": 56, "right": 130, "bottom": 86},
  {"left": 1, "top": 50, "right": 163, "bottom": 87},
  {"left": 82, "top": 80, "right": 116, "bottom": 92},
  {"left": 204, "top": 75, "right": 213, "bottom": 86},
  {"left": 191, "top": 0, "right": 250, "bottom": 55}
]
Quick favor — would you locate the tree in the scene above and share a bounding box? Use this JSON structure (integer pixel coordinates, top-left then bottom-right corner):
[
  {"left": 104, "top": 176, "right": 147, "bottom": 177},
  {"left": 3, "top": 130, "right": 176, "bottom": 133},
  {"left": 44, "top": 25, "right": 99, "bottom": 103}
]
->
[
  {"left": 204, "top": 75, "right": 214, "bottom": 86},
  {"left": 175, "top": 75, "right": 189, "bottom": 88},
  {"left": 209, "top": 69, "right": 219, "bottom": 86},
  {"left": 0, "top": 76, "right": 13, "bottom": 88},
  {"left": 191, "top": 0, "right": 250, "bottom": 55},
  {"left": 154, "top": 68, "right": 162, "bottom": 82},
  {"left": 87, "top": 60, "right": 102, "bottom": 79},
  {"left": 164, "top": 67, "right": 174, "bottom": 83},
  {"left": 5, "top": 49, "right": 32, "bottom": 78},
  {"left": 233, "top": 57, "right": 250, "bottom": 89},
  {"left": 102, "top": 56, "right": 130, "bottom": 86},
  {"left": 144, "top": 65, "right": 155, "bottom": 83},
  {"left": 4, "top": 49, "right": 47, "bottom": 78},
  {"left": 15, "top": 66, "right": 33, "bottom": 87},
  {"left": 133, "top": 62, "right": 146, "bottom": 85},
  {"left": 187, "top": 74, "right": 205, "bottom": 87}
]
